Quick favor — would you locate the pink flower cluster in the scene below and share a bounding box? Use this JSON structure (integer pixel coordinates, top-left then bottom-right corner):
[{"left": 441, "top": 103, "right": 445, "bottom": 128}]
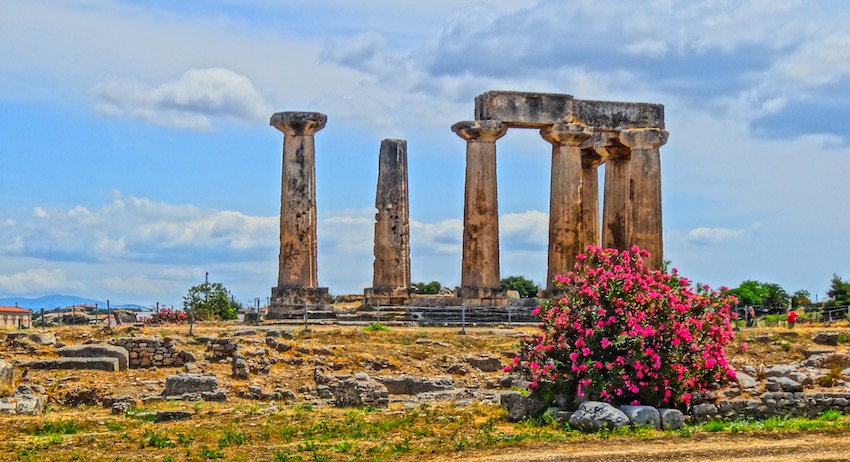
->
[
  {"left": 506, "top": 246, "right": 737, "bottom": 409},
  {"left": 145, "top": 307, "right": 188, "bottom": 324}
]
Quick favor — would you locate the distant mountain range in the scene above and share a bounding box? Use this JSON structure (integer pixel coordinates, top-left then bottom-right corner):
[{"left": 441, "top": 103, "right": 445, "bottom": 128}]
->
[{"left": 0, "top": 295, "right": 145, "bottom": 310}]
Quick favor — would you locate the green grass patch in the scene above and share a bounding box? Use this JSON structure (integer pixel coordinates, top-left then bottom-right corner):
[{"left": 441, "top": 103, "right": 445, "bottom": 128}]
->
[
  {"left": 30, "top": 420, "right": 84, "bottom": 436},
  {"left": 364, "top": 322, "right": 389, "bottom": 332}
]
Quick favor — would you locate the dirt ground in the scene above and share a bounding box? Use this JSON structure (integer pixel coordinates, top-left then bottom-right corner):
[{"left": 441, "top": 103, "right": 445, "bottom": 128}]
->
[
  {"left": 457, "top": 430, "right": 850, "bottom": 461},
  {"left": 2, "top": 321, "right": 849, "bottom": 461}
]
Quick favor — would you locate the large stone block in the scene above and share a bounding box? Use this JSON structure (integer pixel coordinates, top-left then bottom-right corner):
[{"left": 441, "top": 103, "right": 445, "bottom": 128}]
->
[
  {"left": 0, "top": 360, "right": 13, "bottom": 396},
  {"left": 333, "top": 372, "right": 389, "bottom": 408},
  {"left": 163, "top": 374, "right": 219, "bottom": 396},
  {"left": 374, "top": 375, "right": 454, "bottom": 395},
  {"left": 475, "top": 91, "right": 574, "bottom": 128},
  {"left": 25, "top": 358, "right": 119, "bottom": 372},
  {"left": 57, "top": 344, "right": 130, "bottom": 371},
  {"left": 618, "top": 405, "right": 661, "bottom": 429},
  {"left": 569, "top": 401, "right": 630, "bottom": 432},
  {"left": 573, "top": 99, "right": 664, "bottom": 130},
  {"left": 500, "top": 391, "right": 546, "bottom": 422}
]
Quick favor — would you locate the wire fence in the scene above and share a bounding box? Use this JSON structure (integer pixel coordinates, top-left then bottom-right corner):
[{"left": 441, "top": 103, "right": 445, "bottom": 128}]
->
[{"left": 732, "top": 304, "right": 850, "bottom": 328}]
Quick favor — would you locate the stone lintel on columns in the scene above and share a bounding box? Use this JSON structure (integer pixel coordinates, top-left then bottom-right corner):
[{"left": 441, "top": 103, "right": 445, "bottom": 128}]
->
[
  {"left": 270, "top": 112, "right": 327, "bottom": 136},
  {"left": 474, "top": 91, "right": 574, "bottom": 128},
  {"left": 452, "top": 120, "right": 508, "bottom": 142},
  {"left": 573, "top": 100, "right": 664, "bottom": 131}
]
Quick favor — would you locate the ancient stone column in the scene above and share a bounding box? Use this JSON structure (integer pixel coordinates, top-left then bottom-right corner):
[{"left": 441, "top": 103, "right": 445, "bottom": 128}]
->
[
  {"left": 268, "top": 111, "right": 328, "bottom": 315},
  {"left": 580, "top": 135, "right": 606, "bottom": 252},
  {"left": 540, "top": 122, "right": 592, "bottom": 292},
  {"left": 596, "top": 133, "right": 632, "bottom": 252},
  {"left": 452, "top": 120, "right": 507, "bottom": 302},
  {"left": 364, "top": 139, "right": 413, "bottom": 306},
  {"left": 620, "top": 128, "right": 669, "bottom": 269}
]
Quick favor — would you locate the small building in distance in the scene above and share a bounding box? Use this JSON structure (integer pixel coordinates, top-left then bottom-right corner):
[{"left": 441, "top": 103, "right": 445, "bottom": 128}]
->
[{"left": 0, "top": 306, "right": 32, "bottom": 329}]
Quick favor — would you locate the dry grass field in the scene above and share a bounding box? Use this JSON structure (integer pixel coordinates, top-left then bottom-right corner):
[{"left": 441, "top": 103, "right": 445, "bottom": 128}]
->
[{"left": 2, "top": 321, "right": 850, "bottom": 461}]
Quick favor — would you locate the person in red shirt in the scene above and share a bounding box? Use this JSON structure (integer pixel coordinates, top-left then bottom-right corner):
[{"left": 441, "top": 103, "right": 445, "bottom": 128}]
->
[{"left": 787, "top": 309, "right": 798, "bottom": 328}]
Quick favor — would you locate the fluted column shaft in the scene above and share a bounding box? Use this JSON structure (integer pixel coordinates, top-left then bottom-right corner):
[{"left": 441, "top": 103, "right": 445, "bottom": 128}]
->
[
  {"left": 541, "top": 123, "right": 592, "bottom": 291},
  {"left": 372, "top": 139, "right": 411, "bottom": 290},
  {"left": 597, "top": 133, "right": 632, "bottom": 251},
  {"left": 452, "top": 120, "right": 507, "bottom": 291},
  {"left": 620, "top": 128, "right": 669, "bottom": 268},
  {"left": 580, "top": 139, "right": 606, "bottom": 252},
  {"left": 270, "top": 112, "right": 327, "bottom": 288}
]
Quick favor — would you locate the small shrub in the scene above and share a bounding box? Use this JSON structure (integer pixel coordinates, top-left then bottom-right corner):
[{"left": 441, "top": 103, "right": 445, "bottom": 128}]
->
[
  {"left": 702, "top": 420, "right": 727, "bottom": 432},
  {"left": 141, "top": 429, "right": 175, "bottom": 449},
  {"left": 364, "top": 322, "right": 389, "bottom": 332}
]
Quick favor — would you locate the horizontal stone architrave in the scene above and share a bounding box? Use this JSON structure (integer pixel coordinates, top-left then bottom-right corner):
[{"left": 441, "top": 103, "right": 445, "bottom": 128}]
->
[{"left": 474, "top": 91, "right": 664, "bottom": 131}]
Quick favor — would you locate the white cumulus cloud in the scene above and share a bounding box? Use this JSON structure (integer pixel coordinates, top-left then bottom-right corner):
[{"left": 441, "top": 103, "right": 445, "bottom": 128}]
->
[
  {"left": 0, "top": 268, "right": 85, "bottom": 295},
  {"left": 90, "top": 68, "right": 272, "bottom": 131}
]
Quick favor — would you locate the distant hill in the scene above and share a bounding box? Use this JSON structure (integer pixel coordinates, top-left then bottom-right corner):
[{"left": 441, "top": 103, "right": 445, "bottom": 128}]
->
[{"left": 0, "top": 295, "right": 145, "bottom": 310}]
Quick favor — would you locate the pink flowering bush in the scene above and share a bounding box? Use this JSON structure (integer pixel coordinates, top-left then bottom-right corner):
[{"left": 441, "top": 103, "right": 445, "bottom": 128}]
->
[
  {"left": 145, "top": 307, "right": 188, "bottom": 324},
  {"left": 505, "top": 246, "right": 737, "bottom": 409}
]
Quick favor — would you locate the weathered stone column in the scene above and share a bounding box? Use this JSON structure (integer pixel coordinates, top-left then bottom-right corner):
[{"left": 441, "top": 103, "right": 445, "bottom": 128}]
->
[
  {"left": 540, "top": 122, "right": 592, "bottom": 292},
  {"left": 580, "top": 135, "right": 606, "bottom": 252},
  {"left": 620, "top": 128, "right": 669, "bottom": 269},
  {"left": 364, "top": 139, "right": 413, "bottom": 306},
  {"left": 268, "top": 111, "right": 328, "bottom": 317},
  {"left": 452, "top": 120, "right": 507, "bottom": 303},
  {"left": 597, "top": 133, "right": 632, "bottom": 251}
]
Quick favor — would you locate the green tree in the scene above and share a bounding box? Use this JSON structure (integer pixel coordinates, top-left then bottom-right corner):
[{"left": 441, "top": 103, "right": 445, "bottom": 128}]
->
[
  {"left": 412, "top": 281, "right": 442, "bottom": 295},
  {"left": 501, "top": 275, "right": 541, "bottom": 298},
  {"left": 726, "top": 280, "right": 788, "bottom": 308},
  {"left": 183, "top": 281, "right": 237, "bottom": 321},
  {"left": 826, "top": 274, "right": 850, "bottom": 307},
  {"left": 791, "top": 289, "right": 811, "bottom": 308}
]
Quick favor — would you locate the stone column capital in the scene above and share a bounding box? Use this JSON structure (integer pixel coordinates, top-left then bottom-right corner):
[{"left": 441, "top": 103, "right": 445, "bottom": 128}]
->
[
  {"left": 540, "top": 122, "right": 593, "bottom": 146},
  {"left": 270, "top": 112, "right": 327, "bottom": 136},
  {"left": 593, "top": 132, "right": 631, "bottom": 159},
  {"left": 451, "top": 120, "right": 507, "bottom": 142},
  {"left": 619, "top": 128, "right": 669, "bottom": 150}
]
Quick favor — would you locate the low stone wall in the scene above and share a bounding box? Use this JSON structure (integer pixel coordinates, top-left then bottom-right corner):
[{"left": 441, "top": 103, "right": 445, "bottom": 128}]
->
[
  {"left": 109, "top": 337, "right": 188, "bottom": 368},
  {"left": 694, "top": 392, "right": 850, "bottom": 421}
]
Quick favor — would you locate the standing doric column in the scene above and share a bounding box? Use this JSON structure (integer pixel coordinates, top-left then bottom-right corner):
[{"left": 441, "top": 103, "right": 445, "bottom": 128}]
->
[
  {"left": 580, "top": 134, "right": 606, "bottom": 252},
  {"left": 540, "top": 122, "right": 592, "bottom": 292},
  {"left": 620, "top": 128, "right": 669, "bottom": 269},
  {"left": 596, "top": 132, "right": 632, "bottom": 252},
  {"left": 452, "top": 120, "right": 507, "bottom": 301},
  {"left": 364, "top": 139, "right": 413, "bottom": 306},
  {"left": 268, "top": 111, "right": 329, "bottom": 317}
]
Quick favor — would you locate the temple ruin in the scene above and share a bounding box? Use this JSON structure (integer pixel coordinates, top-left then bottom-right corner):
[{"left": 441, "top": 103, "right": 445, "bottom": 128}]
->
[{"left": 267, "top": 91, "right": 668, "bottom": 319}]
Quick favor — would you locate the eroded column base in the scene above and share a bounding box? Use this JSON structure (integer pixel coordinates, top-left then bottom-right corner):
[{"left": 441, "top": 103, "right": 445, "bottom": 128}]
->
[
  {"left": 267, "top": 286, "right": 331, "bottom": 319},
  {"left": 457, "top": 287, "right": 509, "bottom": 307},
  {"left": 362, "top": 287, "right": 415, "bottom": 308}
]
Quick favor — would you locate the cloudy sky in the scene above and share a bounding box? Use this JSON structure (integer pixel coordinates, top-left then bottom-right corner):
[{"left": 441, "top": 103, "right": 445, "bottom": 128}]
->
[{"left": 1, "top": 0, "right": 849, "bottom": 307}]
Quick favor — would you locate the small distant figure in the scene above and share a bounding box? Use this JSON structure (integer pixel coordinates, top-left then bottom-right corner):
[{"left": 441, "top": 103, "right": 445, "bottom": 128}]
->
[
  {"left": 747, "top": 306, "right": 756, "bottom": 328},
  {"left": 787, "top": 309, "right": 797, "bottom": 329}
]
